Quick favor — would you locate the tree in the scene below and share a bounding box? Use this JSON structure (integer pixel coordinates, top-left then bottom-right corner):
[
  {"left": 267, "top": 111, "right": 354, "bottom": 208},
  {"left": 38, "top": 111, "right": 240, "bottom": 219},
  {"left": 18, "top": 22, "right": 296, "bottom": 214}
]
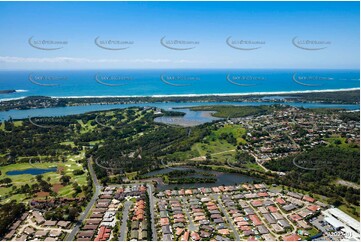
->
[
  {"left": 35, "top": 174, "right": 43, "bottom": 182},
  {"left": 68, "top": 207, "right": 79, "bottom": 221},
  {"left": 0, "top": 178, "right": 12, "bottom": 184},
  {"left": 60, "top": 175, "right": 71, "bottom": 185}
]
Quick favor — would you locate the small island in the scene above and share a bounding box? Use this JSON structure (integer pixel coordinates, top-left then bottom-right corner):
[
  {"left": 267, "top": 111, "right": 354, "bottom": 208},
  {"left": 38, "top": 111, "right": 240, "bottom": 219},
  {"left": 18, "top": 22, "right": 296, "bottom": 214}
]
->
[{"left": 0, "top": 90, "right": 16, "bottom": 95}]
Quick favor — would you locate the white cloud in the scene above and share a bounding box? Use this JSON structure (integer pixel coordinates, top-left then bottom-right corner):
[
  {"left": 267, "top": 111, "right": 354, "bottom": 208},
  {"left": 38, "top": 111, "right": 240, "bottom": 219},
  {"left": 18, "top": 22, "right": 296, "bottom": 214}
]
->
[
  {"left": 0, "top": 56, "right": 204, "bottom": 64},
  {"left": 0, "top": 56, "right": 167, "bottom": 63}
]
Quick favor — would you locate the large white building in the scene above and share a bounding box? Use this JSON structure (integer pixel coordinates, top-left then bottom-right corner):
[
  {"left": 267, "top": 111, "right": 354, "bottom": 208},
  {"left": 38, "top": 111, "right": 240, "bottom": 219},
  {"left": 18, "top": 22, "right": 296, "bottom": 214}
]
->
[{"left": 322, "top": 208, "right": 360, "bottom": 241}]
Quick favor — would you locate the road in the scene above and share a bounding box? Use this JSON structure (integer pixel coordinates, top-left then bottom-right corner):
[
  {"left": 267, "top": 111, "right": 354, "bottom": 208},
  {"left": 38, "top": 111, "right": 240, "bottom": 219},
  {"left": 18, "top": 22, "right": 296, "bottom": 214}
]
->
[
  {"left": 119, "top": 201, "right": 133, "bottom": 241},
  {"left": 181, "top": 197, "right": 197, "bottom": 232},
  {"left": 191, "top": 149, "right": 236, "bottom": 161},
  {"left": 211, "top": 194, "right": 240, "bottom": 241},
  {"left": 66, "top": 157, "right": 102, "bottom": 241},
  {"left": 249, "top": 201, "right": 278, "bottom": 238},
  {"left": 249, "top": 151, "right": 270, "bottom": 172},
  {"left": 147, "top": 184, "right": 158, "bottom": 241}
]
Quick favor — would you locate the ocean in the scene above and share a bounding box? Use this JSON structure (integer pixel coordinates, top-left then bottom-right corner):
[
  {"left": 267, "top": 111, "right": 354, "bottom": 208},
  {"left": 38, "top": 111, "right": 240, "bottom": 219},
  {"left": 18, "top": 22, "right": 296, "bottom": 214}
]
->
[{"left": 0, "top": 69, "right": 359, "bottom": 100}]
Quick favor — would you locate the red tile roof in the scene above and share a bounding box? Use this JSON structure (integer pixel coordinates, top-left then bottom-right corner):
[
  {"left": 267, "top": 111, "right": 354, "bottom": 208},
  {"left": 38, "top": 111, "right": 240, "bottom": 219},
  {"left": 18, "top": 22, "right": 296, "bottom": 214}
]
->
[
  {"left": 267, "top": 206, "right": 278, "bottom": 213},
  {"left": 283, "top": 234, "right": 301, "bottom": 241},
  {"left": 307, "top": 205, "right": 320, "bottom": 212},
  {"left": 276, "top": 197, "right": 286, "bottom": 205},
  {"left": 303, "top": 196, "right": 315, "bottom": 203},
  {"left": 249, "top": 214, "right": 263, "bottom": 226},
  {"left": 289, "top": 214, "right": 302, "bottom": 221}
]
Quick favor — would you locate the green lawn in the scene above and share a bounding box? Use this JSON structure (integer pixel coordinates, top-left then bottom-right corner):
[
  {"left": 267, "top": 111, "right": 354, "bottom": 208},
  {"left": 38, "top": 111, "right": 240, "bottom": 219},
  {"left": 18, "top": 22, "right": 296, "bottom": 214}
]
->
[
  {"left": 191, "top": 140, "right": 235, "bottom": 157},
  {"left": 338, "top": 204, "right": 360, "bottom": 220},
  {"left": 78, "top": 119, "right": 97, "bottom": 134},
  {"left": 189, "top": 124, "right": 247, "bottom": 159},
  {"left": 213, "top": 124, "right": 247, "bottom": 145},
  {"left": 243, "top": 162, "right": 264, "bottom": 172},
  {"left": 0, "top": 156, "right": 88, "bottom": 204},
  {"left": 325, "top": 135, "right": 359, "bottom": 150},
  {"left": 300, "top": 227, "right": 320, "bottom": 240},
  {"left": 0, "top": 121, "right": 23, "bottom": 131},
  {"left": 188, "top": 105, "right": 284, "bottom": 118},
  {"left": 163, "top": 124, "right": 248, "bottom": 164},
  {"left": 60, "top": 141, "right": 76, "bottom": 148}
]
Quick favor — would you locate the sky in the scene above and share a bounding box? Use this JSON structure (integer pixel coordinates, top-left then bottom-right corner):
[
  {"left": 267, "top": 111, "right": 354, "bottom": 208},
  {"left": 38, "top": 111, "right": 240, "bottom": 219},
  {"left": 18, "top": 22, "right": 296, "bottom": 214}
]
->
[{"left": 0, "top": 1, "right": 359, "bottom": 70}]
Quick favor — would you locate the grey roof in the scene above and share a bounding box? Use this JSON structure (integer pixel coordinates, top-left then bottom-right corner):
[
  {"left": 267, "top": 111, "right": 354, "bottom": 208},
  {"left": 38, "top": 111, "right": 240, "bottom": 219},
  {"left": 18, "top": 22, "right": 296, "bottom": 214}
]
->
[
  {"left": 162, "top": 225, "right": 171, "bottom": 234},
  {"left": 244, "top": 208, "right": 255, "bottom": 215},
  {"left": 257, "top": 225, "right": 269, "bottom": 234},
  {"left": 278, "top": 219, "right": 291, "bottom": 228},
  {"left": 163, "top": 234, "right": 172, "bottom": 241},
  {"left": 283, "top": 204, "right": 297, "bottom": 211},
  {"left": 263, "top": 213, "right": 276, "bottom": 224}
]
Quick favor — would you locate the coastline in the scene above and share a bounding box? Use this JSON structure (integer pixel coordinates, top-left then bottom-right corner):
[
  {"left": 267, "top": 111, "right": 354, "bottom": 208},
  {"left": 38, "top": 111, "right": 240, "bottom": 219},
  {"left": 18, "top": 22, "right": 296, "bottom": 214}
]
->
[
  {"left": 52, "top": 87, "right": 361, "bottom": 99},
  {"left": 0, "top": 87, "right": 359, "bottom": 102}
]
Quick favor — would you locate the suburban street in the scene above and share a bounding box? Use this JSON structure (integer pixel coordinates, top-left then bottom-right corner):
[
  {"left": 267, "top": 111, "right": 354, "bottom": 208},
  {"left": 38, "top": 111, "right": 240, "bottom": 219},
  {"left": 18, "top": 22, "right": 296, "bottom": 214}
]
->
[
  {"left": 147, "top": 184, "right": 158, "bottom": 241},
  {"left": 211, "top": 194, "right": 241, "bottom": 241},
  {"left": 181, "top": 197, "right": 197, "bottom": 232},
  {"left": 118, "top": 201, "right": 133, "bottom": 241},
  {"left": 66, "top": 157, "right": 102, "bottom": 241}
]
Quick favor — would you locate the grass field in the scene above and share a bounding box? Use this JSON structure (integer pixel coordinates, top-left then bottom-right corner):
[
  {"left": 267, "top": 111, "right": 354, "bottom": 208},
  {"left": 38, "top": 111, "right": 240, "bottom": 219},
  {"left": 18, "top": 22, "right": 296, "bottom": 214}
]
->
[
  {"left": 338, "top": 204, "right": 360, "bottom": 220},
  {"left": 213, "top": 124, "right": 247, "bottom": 144},
  {"left": 163, "top": 124, "right": 249, "bottom": 166},
  {"left": 188, "top": 105, "right": 283, "bottom": 118},
  {"left": 325, "top": 135, "right": 359, "bottom": 151},
  {"left": 0, "top": 120, "right": 23, "bottom": 130},
  {"left": 190, "top": 124, "right": 246, "bottom": 157},
  {"left": 0, "top": 153, "right": 88, "bottom": 204}
]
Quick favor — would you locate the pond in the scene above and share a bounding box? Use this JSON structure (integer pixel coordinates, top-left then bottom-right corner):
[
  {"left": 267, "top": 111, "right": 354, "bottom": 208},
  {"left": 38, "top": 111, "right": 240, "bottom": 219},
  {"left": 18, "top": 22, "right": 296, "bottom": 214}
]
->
[
  {"left": 6, "top": 167, "right": 57, "bottom": 176},
  {"left": 154, "top": 109, "right": 220, "bottom": 127},
  {"left": 143, "top": 166, "right": 259, "bottom": 190}
]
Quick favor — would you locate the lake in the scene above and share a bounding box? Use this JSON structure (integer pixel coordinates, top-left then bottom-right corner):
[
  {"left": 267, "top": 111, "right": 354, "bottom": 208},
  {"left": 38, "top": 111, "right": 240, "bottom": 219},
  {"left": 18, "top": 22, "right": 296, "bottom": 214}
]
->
[
  {"left": 143, "top": 166, "right": 258, "bottom": 190},
  {"left": 154, "top": 109, "right": 220, "bottom": 126},
  {"left": 6, "top": 167, "right": 57, "bottom": 176}
]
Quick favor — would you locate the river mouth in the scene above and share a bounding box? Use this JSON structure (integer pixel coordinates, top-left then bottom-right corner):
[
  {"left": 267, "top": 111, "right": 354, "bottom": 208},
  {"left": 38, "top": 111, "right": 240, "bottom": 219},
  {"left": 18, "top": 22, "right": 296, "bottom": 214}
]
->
[{"left": 6, "top": 167, "right": 57, "bottom": 176}]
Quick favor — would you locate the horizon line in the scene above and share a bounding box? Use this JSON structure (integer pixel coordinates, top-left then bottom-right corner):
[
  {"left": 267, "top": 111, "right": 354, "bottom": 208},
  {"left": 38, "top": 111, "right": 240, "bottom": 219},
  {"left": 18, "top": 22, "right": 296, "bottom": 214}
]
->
[{"left": 0, "top": 68, "right": 360, "bottom": 72}]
